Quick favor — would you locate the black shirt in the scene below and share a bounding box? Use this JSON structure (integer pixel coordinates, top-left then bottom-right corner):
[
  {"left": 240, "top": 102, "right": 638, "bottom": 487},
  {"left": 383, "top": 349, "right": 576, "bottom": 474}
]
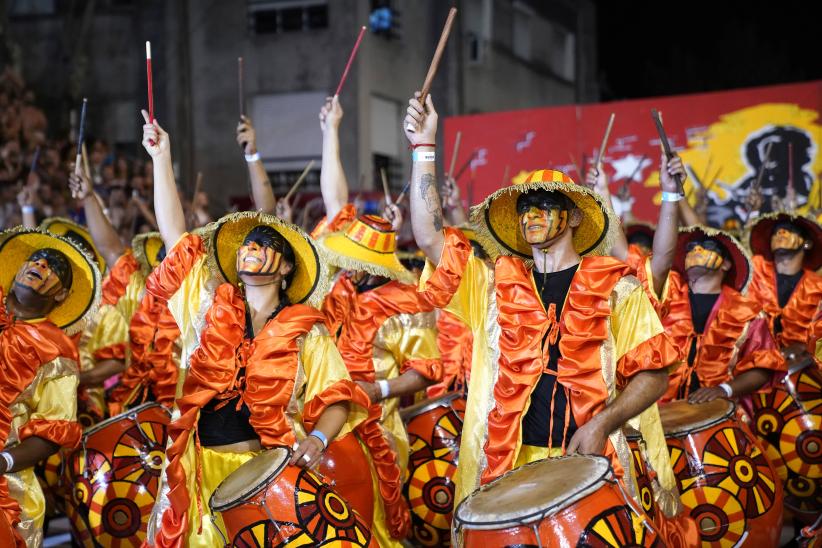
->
[
  {"left": 683, "top": 291, "right": 720, "bottom": 397},
  {"left": 521, "top": 264, "right": 579, "bottom": 448},
  {"left": 774, "top": 271, "right": 804, "bottom": 335}
]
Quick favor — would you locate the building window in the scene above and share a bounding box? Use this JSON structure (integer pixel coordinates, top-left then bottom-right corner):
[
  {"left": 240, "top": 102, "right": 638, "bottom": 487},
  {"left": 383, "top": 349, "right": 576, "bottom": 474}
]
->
[
  {"left": 511, "top": 1, "right": 575, "bottom": 82},
  {"left": 247, "top": 0, "right": 328, "bottom": 34}
]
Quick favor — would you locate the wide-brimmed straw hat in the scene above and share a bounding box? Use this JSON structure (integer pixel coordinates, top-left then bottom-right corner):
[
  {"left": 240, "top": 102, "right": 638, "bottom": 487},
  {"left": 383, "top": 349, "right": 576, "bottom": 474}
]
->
[
  {"left": 0, "top": 227, "right": 102, "bottom": 334},
  {"left": 747, "top": 212, "right": 822, "bottom": 271},
  {"left": 132, "top": 232, "right": 165, "bottom": 274},
  {"left": 208, "top": 211, "right": 329, "bottom": 307},
  {"left": 40, "top": 217, "right": 106, "bottom": 270},
  {"left": 470, "top": 169, "right": 617, "bottom": 260},
  {"left": 673, "top": 225, "right": 751, "bottom": 293},
  {"left": 319, "top": 215, "right": 413, "bottom": 282}
]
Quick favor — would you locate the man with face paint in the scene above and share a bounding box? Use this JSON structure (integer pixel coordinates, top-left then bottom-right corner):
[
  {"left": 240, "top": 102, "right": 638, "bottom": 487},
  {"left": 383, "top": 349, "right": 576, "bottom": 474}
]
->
[
  {"left": 747, "top": 214, "right": 822, "bottom": 362},
  {"left": 141, "top": 114, "right": 371, "bottom": 547},
  {"left": 0, "top": 228, "right": 101, "bottom": 546},
  {"left": 638, "top": 226, "right": 785, "bottom": 403},
  {"left": 403, "top": 93, "right": 696, "bottom": 544}
]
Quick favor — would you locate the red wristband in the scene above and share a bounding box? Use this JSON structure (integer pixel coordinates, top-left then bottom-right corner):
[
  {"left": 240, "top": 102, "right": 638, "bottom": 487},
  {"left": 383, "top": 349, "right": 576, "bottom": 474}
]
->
[{"left": 409, "top": 143, "right": 436, "bottom": 150}]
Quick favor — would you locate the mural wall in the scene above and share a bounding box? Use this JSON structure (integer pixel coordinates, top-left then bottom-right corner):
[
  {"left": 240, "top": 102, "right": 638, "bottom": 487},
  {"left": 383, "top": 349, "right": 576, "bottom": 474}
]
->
[{"left": 443, "top": 81, "right": 822, "bottom": 226}]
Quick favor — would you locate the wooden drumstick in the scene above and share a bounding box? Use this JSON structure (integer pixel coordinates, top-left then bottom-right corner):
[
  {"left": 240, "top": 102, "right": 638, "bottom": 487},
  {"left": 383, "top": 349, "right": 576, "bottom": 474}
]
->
[
  {"left": 74, "top": 97, "right": 87, "bottom": 176},
  {"left": 407, "top": 7, "right": 457, "bottom": 131},
  {"left": 335, "top": 26, "right": 366, "bottom": 97},
  {"left": 283, "top": 160, "right": 315, "bottom": 203},
  {"left": 238, "top": 56, "right": 245, "bottom": 118},
  {"left": 447, "top": 131, "right": 462, "bottom": 180},
  {"left": 650, "top": 108, "right": 683, "bottom": 193},
  {"left": 380, "top": 167, "right": 392, "bottom": 204},
  {"left": 595, "top": 113, "right": 615, "bottom": 168}
]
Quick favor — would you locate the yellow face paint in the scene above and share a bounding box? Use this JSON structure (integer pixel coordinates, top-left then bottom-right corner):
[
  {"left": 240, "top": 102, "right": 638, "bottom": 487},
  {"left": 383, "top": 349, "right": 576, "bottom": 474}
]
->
[
  {"left": 14, "top": 258, "right": 64, "bottom": 295},
  {"left": 520, "top": 206, "right": 568, "bottom": 245},
  {"left": 770, "top": 228, "right": 804, "bottom": 252},
  {"left": 685, "top": 244, "right": 724, "bottom": 271},
  {"left": 236, "top": 240, "right": 283, "bottom": 276}
]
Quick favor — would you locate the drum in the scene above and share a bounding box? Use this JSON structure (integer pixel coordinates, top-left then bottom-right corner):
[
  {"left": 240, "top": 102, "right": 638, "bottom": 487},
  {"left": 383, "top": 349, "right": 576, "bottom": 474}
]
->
[
  {"left": 318, "top": 432, "right": 375, "bottom": 527},
  {"left": 624, "top": 427, "right": 661, "bottom": 525},
  {"left": 62, "top": 402, "right": 170, "bottom": 547},
  {"left": 453, "top": 455, "right": 662, "bottom": 547},
  {"left": 209, "top": 447, "right": 377, "bottom": 547},
  {"left": 660, "top": 399, "right": 783, "bottom": 547},
  {"left": 750, "top": 360, "right": 822, "bottom": 522},
  {"left": 401, "top": 391, "right": 465, "bottom": 547}
]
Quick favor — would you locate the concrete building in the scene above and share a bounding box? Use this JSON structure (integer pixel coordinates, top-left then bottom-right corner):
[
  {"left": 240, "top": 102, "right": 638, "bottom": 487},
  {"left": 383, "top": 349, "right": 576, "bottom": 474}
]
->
[{"left": 5, "top": 0, "right": 597, "bottom": 212}]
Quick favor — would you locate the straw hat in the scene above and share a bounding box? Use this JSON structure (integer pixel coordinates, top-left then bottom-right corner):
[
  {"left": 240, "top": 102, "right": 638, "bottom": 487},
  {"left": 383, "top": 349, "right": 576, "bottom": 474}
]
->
[
  {"left": 0, "top": 227, "right": 102, "bottom": 334},
  {"left": 132, "top": 232, "right": 165, "bottom": 274},
  {"left": 673, "top": 225, "right": 751, "bottom": 293},
  {"left": 470, "top": 169, "right": 617, "bottom": 261},
  {"left": 747, "top": 212, "right": 822, "bottom": 271},
  {"left": 40, "top": 217, "right": 106, "bottom": 270},
  {"left": 208, "top": 211, "right": 329, "bottom": 307},
  {"left": 319, "top": 215, "right": 412, "bottom": 282}
]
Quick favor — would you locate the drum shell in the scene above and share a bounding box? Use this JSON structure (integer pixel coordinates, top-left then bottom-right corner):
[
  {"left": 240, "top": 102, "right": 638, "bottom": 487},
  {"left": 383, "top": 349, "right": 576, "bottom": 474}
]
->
[
  {"left": 625, "top": 431, "right": 661, "bottom": 525},
  {"left": 662, "top": 401, "right": 783, "bottom": 548},
  {"left": 457, "top": 475, "right": 661, "bottom": 546},
  {"left": 62, "top": 403, "right": 170, "bottom": 548},
  {"left": 403, "top": 393, "right": 465, "bottom": 547},
  {"left": 749, "top": 363, "right": 822, "bottom": 522},
  {"left": 318, "top": 432, "right": 375, "bottom": 527}
]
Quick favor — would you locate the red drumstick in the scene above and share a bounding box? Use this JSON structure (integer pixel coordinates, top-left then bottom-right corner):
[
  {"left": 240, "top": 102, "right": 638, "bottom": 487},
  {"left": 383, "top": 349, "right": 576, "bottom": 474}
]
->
[
  {"left": 146, "top": 41, "right": 154, "bottom": 121},
  {"left": 335, "top": 26, "right": 366, "bottom": 97}
]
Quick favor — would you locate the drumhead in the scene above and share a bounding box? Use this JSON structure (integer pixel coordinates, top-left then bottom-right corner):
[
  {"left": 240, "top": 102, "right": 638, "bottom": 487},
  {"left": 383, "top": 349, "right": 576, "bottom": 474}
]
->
[
  {"left": 454, "top": 455, "right": 611, "bottom": 530},
  {"left": 400, "top": 391, "right": 463, "bottom": 422},
  {"left": 210, "top": 447, "right": 291, "bottom": 512},
  {"left": 82, "top": 401, "right": 165, "bottom": 437},
  {"left": 659, "top": 399, "right": 734, "bottom": 437}
]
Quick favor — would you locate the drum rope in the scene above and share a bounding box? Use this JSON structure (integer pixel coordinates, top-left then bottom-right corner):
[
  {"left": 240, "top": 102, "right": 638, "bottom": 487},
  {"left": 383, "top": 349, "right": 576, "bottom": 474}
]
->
[
  {"left": 610, "top": 478, "right": 655, "bottom": 534},
  {"left": 209, "top": 514, "right": 229, "bottom": 547},
  {"left": 530, "top": 523, "right": 544, "bottom": 548},
  {"left": 259, "top": 496, "right": 288, "bottom": 543}
]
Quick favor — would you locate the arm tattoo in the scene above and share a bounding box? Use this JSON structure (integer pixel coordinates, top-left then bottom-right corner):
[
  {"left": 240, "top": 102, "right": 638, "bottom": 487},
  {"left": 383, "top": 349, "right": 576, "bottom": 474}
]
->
[{"left": 419, "top": 173, "right": 444, "bottom": 231}]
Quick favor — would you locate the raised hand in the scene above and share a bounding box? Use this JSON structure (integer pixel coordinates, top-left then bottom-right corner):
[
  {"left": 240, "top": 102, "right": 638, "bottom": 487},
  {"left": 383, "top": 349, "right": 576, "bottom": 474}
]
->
[
  {"left": 319, "top": 95, "right": 343, "bottom": 133},
  {"left": 660, "top": 154, "right": 686, "bottom": 193},
  {"left": 441, "top": 175, "right": 461, "bottom": 210},
  {"left": 404, "top": 92, "right": 438, "bottom": 147},
  {"left": 141, "top": 109, "right": 170, "bottom": 158},
  {"left": 68, "top": 170, "right": 93, "bottom": 200},
  {"left": 383, "top": 202, "right": 403, "bottom": 232},
  {"left": 275, "top": 198, "right": 293, "bottom": 223},
  {"left": 584, "top": 163, "right": 609, "bottom": 196},
  {"left": 236, "top": 115, "right": 257, "bottom": 155}
]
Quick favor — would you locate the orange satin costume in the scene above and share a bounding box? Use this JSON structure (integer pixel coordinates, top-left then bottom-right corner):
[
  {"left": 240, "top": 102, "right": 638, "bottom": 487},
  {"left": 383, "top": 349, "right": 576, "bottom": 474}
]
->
[
  {"left": 107, "top": 291, "right": 180, "bottom": 417},
  {"left": 635, "top": 260, "right": 785, "bottom": 399},
  {"left": 625, "top": 243, "right": 648, "bottom": 274},
  {"left": 810, "top": 304, "right": 822, "bottom": 360},
  {"left": 144, "top": 233, "right": 369, "bottom": 548},
  {"left": 324, "top": 273, "right": 443, "bottom": 542},
  {"left": 749, "top": 254, "right": 822, "bottom": 349},
  {"left": 419, "top": 228, "right": 681, "bottom": 507},
  {"left": 1, "top": 290, "right": 82, "bottom": 547},
  {"left": 428, "top": 311, "right": 473, "bottom": 398}
]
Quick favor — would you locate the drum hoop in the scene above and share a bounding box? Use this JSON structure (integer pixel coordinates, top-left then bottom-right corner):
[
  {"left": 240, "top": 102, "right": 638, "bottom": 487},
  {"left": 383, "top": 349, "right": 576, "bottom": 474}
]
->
[
  {"left": 82, "top": 401, "right": 167, "bottom": 437},
  {"left": 400, "top": 391, "right": 463, "bottom": 422},
  {"left": 453, "top": 455, "right": 612, "bottom": 530},
  {"left": 209, "top": 446, "right": 292, "bottom": 512},
  {"left": 663, "top": 399, "right": 735, "bottom": 438},
  {"left": 786, "top": 356, "right": 814, "bottom": 376}
]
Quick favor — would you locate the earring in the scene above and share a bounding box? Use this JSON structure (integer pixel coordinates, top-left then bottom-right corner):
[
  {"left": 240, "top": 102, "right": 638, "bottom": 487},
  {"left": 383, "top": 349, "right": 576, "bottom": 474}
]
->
[
  {"left": 281, "top": 279, "right": 287, "bottom": 290},
  {"left": 803, "top": 242, "right": 811, "bottom": 250}
]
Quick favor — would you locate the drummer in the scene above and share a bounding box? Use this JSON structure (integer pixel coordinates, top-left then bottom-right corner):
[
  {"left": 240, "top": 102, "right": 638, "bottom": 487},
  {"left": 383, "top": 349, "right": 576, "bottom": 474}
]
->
[
  {"left": 140, "top": 113, "right": 370, "bottom": 547},
  {"left": 747, "top": 213, "right": 822, "bottom": 362},
  {"left": 637, "top": 225, "right": 786, "bottom": 402},
  {"left": 313, "top": 96, "right": 443, "bottom": 546},
  {"left": 0, "top": 227, "right": 102, "bottom": 546},
  {"left": 403, "top": 94, "right": 683, "bottom": 518}
]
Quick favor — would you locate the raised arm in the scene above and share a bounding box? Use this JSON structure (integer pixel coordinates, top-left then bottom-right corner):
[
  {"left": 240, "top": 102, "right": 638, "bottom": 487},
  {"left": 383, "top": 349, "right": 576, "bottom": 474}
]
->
[
  {"left": 68, "top": 170, "right": 125, "bottom": 267},
  {"left": 442, "top": 175, "right": 468, "bottom": 226},
  {"left": 319, "top": 96, "right": 348, "bottom": 221},
  {"left": 586, "top": 164, "right": 628, "bottom": 261},
  {"left": 404, "top": 93, "right": 444, "bottom": 263},
  {"left": 141, "top": 110, "right": 185, "bottom": 248},
  {"left": 650, "top": 154, "right": 685, "bottom": 296},
  {"left": 237, "top": 115, "right": 275, "bottom": 213},
  {"left": 677, "top": 193, "right": 702, "bottom": 226}
]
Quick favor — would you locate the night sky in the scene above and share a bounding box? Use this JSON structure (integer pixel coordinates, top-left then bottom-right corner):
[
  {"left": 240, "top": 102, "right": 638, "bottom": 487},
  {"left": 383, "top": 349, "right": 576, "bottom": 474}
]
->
[{"left": 594, "top": 0, "right": 822, "bottom": 101}]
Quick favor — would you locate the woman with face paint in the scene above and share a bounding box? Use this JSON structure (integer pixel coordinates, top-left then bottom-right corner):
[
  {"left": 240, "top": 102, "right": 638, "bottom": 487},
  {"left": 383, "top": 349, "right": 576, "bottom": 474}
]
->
[
  {"left": 747, "top": 214, "right": 822, "bottom": 361},
  {"left": 403, "top": 92, "right": 698, "bottom": 546},
  {"left": 140, "top": 114, "right": 371, "bottom": 547},
  {"left": 0, "top": 228, "right": 101, "bottom": 546}
]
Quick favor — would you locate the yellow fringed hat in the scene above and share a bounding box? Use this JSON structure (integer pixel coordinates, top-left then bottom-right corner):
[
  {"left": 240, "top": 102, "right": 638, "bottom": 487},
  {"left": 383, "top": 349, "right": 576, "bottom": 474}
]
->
[
  {"left": 0, "top": 227, "right": 102, "bottom": 334},
  {"left": 40, "top": 217, "right": 106, "bottom": 271},
  {"left": 470, "top": 169, "right": 617, "bottom": 260},
  {"left": 319, "top": 215, "right": 413, "bottom": 282},
  {"left": 208, "top": 211, "right": 329, "bottom": 307},
  {"left": 132, "top": 232, "right": 165, "bottom": 274}
]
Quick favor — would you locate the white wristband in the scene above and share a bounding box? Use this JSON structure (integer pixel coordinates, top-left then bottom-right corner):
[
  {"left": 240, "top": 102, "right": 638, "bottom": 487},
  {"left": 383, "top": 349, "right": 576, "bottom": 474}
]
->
[
  {"left": 245, "top": 152, "right": 260, "bottom": 163},
  {"left": 412, "top": 150, "right": 435, "bottom": 163},
  {"left": 661, "top": 191, "right": 683, "bottom": 203},
  {"left": 0, "top": 451, "right": 14, "bottom": 472},
  {"left": 377, "top": 379, "right": 390, "bottom": 400},
  {"left": 718, "top": 383, "right": 733, "bottom": 397},
  {"left": 21, "top": 205, "right": 34, "bottom": 214}
]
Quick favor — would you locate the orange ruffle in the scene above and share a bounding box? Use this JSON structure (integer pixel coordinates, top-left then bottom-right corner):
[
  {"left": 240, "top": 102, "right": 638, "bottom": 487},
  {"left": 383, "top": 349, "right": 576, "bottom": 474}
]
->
[
  {"left": 418, "top": 227, "right": 474, "bottom": 309},
  {"left": 108, "top": 292, "right": 180, "bottom": 416},
  {"left": 809, "top": 306, "right": 822, "bottom": 356},
  {"left": 17, "top": 418, "right": 82, "bottom": 448},
  {"left": 401, "top": 358, "right": 443, "bottom": 381},
  {"left": 484, "top": 255, "right": 632, "bottom": 483},
  {"left": 429, "top": 310, "right": 473, "bottom": 398},
  {"left": 100, "top": 251, "right": 140, "bottom": 306},
  {"left": 0, "top": 289, "right": 79, "bottom": 533},
  {"left": 92, "top": 343, "right": 127, "bottom": 362},
  {"left": 321, "top": 275, "right": 356, "bottom": 340},
  {"left": 145, "top": 233, "right": 204, "bottom": 302},
  {"left": 309, "top": 203, "right": 357, "bottom": 239},
  {"left": 749, "top": 255, "right": 822, "bottom": 348},
  {"left": 625, "top": 244, "right": 647, "bottom": 274},
  {"left": 616, "top": 332, "right": 679, "bottom": 390},
  {"left": 661, "top": 278, "right": 784, "bottom": 400}
]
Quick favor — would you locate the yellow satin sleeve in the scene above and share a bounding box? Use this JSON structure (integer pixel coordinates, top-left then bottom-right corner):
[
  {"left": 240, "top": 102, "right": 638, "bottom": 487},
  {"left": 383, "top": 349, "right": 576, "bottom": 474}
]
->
[
  {"left": 167, "top": 252, "right": 214, "bottom": 383},
  {"left": 610, "top": 280, "right": 665, "bottom": 360},
  {"left": 816, "top": 338, "right": 821, "bottom": 361},
  {"left": 85, "top": 272, "right": 145, "bottom": 360},
  {"left": 421, "top": 254, "right": 491, "bottom": 332},
  {"left": 295, "top": 324, "right": 369, "bottom": 438},
  {"left": 28, "top": 374, "right": 79, "bottom": 424}
]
